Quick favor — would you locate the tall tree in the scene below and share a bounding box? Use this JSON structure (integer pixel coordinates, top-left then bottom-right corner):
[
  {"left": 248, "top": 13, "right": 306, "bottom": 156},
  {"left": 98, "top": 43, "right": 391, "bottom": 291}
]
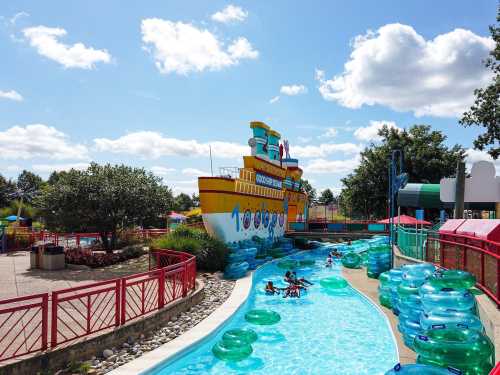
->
[
  {"left": 0, "top": 175, "right": 15, "bottom": 208},
  {"left": 318, "top": 189, "right": 335, "bottom": 205},
  {"left": 300, "top": 179, "right": 316, "bottom": 202},
  {"left": 174, "top": 193, "right": 194, "bottom": 211},
  {"left": 339, "top": 125, "right": 465, "bottom": 218},
  {"left": 37, "top": 163, "right": 174, "bottom": 251},
  {"left": 16, "top": 170, "right": 44, "bottom": 204},
  {"left": 460, "top": 6, "right": 500, "bottom": 159}
]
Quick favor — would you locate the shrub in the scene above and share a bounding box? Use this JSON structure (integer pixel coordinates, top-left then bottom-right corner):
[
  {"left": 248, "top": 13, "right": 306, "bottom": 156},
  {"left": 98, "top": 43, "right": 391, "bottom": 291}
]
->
[
  {"left": 65, "top": 244, "right": 145, "bottom": 268},
  {"left": 151, "top": 226, "right": 229, "bottom": 272}
]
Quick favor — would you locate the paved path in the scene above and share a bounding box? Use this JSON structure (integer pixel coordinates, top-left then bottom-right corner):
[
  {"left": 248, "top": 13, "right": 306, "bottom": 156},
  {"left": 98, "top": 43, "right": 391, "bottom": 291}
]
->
[
  {"left": 0, "top": 252, "right": 149, "bottom": 300},
  {"left": 342, "top": 266, "right": 417, "bottom": 365}
]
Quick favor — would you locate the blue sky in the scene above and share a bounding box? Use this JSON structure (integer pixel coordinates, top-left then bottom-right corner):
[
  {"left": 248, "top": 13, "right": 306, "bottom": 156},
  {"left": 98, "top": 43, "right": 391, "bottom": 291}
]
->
[{"left": 0, "top": 0, "right": 498, "bottom": 195}]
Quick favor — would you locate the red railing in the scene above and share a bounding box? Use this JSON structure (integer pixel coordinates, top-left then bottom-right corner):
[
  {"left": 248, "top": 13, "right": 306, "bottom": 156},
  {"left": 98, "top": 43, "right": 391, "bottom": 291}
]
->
[
  {"left": 0, "top": 294, "right": 48, "bottom": 361},
  {"left": 0, "top": 249, "right": 195, "bottom": 362},
  {"left": 426, "top": 233, "right": 500, "bottom": 307}
]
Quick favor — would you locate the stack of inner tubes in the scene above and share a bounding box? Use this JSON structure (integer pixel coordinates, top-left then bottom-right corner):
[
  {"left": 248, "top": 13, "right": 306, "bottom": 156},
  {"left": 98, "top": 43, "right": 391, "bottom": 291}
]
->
[{"left": 367, "top": 245, "right": 391, "bottom": 278}]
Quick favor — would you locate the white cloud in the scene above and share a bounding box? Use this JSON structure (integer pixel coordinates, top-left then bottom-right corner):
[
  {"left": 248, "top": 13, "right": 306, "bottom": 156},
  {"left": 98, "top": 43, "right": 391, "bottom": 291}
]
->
[
  {"left": 465, "top": 148, "right": 500, "bottom": 173},
  {"left": 141, "top": 19, "right": 258, "bottom": 75},
  {"left": 171, "top": 180, "right": 198, "bottom": 195},
  {"left": 303, "top": 155, "right": 361, "bottom": 174},
  {"left": 182, "top": 168, "right": 208, "bottom": 176},
  {"left": 94, "top": 131, "right": 247, "bottom": 159},
  {"left": 9, "top": 12, "right": 29, "bottom": 25},
  {"left": 0, "top": 124, "right": 88, "bottom": 160},
  {"left": 269, "top": 96, "right": 280, "bottom": 104},
  {"left": 32, "top": 163, "right": 89, "bottom": 173},
  {"left": 211, "top": 5, "right": 248, "bottom": 24},
  {"left": 0, "top": 90, "right": 23, "bottom": 101},
  {"left": 150, "top": 166, "right": 176, "bottom": 175},
  {"left": 23, "top": 26, "right": 111, "bottom": 69},
  {"left": 280, "top": 84, "right": 307, "bottom": 96},
  {"left": 318, "top": 128, "right": 338, "bottom": 139},
  {"left": 297, "top": 136, "right": 312, "bottom": 143},
  {"left": 316, "top": 24, "right": 494, "bottom": 117},
  {"left": 291, "top": 142, "right": 362, "bottom": 158},
  {"left": 354, "top": 120, "right": 401, "bottom": 142}
]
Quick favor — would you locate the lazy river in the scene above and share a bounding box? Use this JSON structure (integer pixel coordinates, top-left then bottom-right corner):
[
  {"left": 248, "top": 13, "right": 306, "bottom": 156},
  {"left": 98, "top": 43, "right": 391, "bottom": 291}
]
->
[{"left": 147, "top": 247, "right": 398, "bottom": 375}]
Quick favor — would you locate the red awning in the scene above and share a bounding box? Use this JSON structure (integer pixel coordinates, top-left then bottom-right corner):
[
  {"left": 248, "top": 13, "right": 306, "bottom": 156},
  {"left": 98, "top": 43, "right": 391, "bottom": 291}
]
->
[{"left": 377, "top": 214, "right": 431, "bottom": 225}]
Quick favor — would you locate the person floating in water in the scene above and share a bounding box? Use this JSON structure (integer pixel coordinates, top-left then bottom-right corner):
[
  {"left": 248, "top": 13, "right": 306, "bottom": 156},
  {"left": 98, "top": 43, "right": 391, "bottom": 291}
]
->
[
  {"left": 330, "top": 248, "right": 341, "bottom": 258},
  {"left": 284, "top": 270, "right": 294, "bottom": 284},
  {"left": 265, "top": 281, "right": 280, "bottom": 295},
  {"left": 326, "top": 254, "right": 333, "bottom": 267},
  {"left": 283, "top": 283, "right": 305, "bottom": 298},
  {"left": 292, "top": 271, "right": 313, "bottom": 286}
]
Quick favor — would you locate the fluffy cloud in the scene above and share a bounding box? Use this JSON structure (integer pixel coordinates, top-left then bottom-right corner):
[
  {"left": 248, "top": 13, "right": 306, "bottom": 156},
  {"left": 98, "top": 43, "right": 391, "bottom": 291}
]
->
[
  {"left": 211, "top": 5, "right": 248, "bottom": 24},
  {"left": 291, "top": 142, "right": 362, "bottom": 158},
  {"left": 23, "top": 26, "right": 111, "bottom": 69},
  {"left": 182, "top": 168, "right": 208, "bottom": 176},
  {"left": 94, "top": 131, "right": 247, "bottom": 159},
  {"left": 31, "top": 163, "right": 89, "bottom": 173},
  {"left": 354, "top": 120, "right": 401, "bottom": 142},
  {"left": 150, "top": 166, "right": 176, "bottom": 175},
  {"left": 141, "top": 19, "right": 258, "bottom": 75},
  {"left": 303, "top": 155, "right": 361, "bottom": 174},
  {"left": 0, "top": 124, "right": 88, "bottom": 160},
  {"left": 316, "top": 24, "right": 494, "bottom": 117},
  {"left": 318, "top": 128, "right": 338, "bottom": 139},
  {"left": 465, "top": 148, "right": 500, "bottom": 173},
  {"left": 280, "top": 84, "right": 307, "bottom": 96},
  {"left": 0, "top": 90, "right": 23, "bottom": 101}
]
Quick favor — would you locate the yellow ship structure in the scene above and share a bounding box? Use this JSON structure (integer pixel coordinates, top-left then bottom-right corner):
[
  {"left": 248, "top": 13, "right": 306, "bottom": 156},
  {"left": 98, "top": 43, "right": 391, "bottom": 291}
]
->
[{"left": 198, "top": 121, "right": 308, "bottom": 243}]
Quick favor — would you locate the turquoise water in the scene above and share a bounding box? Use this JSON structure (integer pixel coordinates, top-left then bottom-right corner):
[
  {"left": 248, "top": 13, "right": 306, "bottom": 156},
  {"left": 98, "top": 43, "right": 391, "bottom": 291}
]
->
[{"left": 147, "top": 248, "right": 398, "bottom": 375}]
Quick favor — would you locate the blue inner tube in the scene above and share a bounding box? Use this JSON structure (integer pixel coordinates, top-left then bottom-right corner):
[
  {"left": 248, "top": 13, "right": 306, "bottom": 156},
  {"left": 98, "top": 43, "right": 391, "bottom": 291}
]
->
[
  {"left": 420, "top": 284, "right": 476, "bottom": 312},
  {"left": 385, "top": 363, "right": 462, "bottom": 374},
  {"left": 420, "top": 310, "right": 483, "bottom": 331}
]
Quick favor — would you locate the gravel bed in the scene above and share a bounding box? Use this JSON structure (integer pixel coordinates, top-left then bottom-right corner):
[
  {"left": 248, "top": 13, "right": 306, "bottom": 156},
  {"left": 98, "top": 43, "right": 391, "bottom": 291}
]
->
[{"left": 57, "top": 273, "right": 235, "bottom": 375}]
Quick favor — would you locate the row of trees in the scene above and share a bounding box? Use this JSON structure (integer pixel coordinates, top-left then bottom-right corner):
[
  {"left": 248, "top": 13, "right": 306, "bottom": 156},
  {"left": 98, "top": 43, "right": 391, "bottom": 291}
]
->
[{"left": 0, "top": 164, "right": 200, "bottom": 249}]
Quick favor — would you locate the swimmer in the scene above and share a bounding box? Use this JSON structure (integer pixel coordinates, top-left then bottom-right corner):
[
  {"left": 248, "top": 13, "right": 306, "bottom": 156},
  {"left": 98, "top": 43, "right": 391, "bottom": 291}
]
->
[
  {"left": 325, "top": 254, "right": 333, "bottom": 267},
  {"left": 284, "top": 270, "right": 294, "bottom": 284},
  {"left": 292, "top": 271, "right": 313, "bottom": 286},
  {"left": 330, "top": 249, "right": 341, "bottom": 258},
  {"left": 265, "top": 281, "right": 280, "bottom": 295}
]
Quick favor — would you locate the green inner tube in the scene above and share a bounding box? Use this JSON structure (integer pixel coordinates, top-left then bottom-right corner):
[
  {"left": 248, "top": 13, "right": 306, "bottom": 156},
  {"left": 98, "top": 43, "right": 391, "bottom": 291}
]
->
[
  {"left": 378, "top": 271, "right": 391, "bottom": 285},
  {"left": 367, "top": 271, "right": 380, "bottom": 279},
  {"left": 222, "top": 328, "right": 258, "bottom": 344},
  {"left": 341, "top": 252, "right": 362, "bottom": 268},
  {"left": 245, "top": 309, "right": 281, "bottom": 325},
  {"left": 397, "top": 283, "right": 419, "bottom": 297},
  {"left": 212, "top": 339, "right": 253, "bottom": 361},
  {"left": 414, "top": 328, "right": 494, "bottom": 369},
  {"left": 379, "top": 294, "right": 392, "bottom": 309},
  {"left": 277, "top": 260, "right": 298, "bottom": 269},
  {"left": 320, "top": 276, "right": 348, "bottom": 289},
  {"left": 429, "top": 270, "right": 476, "bottom": 290}
]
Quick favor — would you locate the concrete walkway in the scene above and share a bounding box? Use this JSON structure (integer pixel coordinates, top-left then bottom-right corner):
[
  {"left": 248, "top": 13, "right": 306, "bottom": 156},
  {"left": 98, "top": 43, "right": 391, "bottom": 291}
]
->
[
  {"left": 0, "top": 252, "right": 149, "bottom": 299},
  {"left": 342, "top": 266, "right": 417, "bottom": 365}
]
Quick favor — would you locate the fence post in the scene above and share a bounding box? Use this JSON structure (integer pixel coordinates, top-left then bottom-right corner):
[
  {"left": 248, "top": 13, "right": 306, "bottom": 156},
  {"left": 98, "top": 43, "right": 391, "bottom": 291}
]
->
[
  {"left": 115, "top": 279, "right": 121, "bottom": 327},
  {"left": 158, "top": 269, "right": 165, "bottom": 309},
  {"left": 120, "top": 279, "right": 127, "bottom": 325},
  {"left": 182, "top": 263, "right": 188, "bottom": 297},
  {"left": 51, "top": 292, "right": 58, "bottom": 348},
  {"left": 41, "top": 293, "right": 48, "bottom": 351}
]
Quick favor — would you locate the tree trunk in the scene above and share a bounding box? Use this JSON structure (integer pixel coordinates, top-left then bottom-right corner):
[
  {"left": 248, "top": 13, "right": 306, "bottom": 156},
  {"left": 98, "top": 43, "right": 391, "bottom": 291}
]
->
[{"left": 100, "top": 232, "right": 111, "bottom": 253}]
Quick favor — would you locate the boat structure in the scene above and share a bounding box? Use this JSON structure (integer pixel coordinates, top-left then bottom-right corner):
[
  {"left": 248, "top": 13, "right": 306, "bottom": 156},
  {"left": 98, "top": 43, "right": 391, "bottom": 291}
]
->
[{"left": 198, "top": 121, "right": 308, "bottom": 243}]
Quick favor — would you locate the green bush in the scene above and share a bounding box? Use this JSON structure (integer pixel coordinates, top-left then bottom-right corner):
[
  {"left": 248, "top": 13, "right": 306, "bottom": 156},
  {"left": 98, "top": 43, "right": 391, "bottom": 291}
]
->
[
  {"left": 121, "top": 244, "right": 145, "bottom": 259},
  {"left": 152, "top": 226, "right": 229, "bottom": 272}
]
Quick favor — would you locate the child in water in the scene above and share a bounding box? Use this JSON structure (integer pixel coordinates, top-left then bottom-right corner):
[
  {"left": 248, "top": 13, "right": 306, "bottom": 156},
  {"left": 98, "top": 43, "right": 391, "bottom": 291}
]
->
[
  {"left": 292, "top": 271, "right": 313, "bottom": 286},
  {"left": 265, "top": 281, "right": 280, "bottom": 295},
  {"left": 326, "top": 254, "right": 333, "bottom": 267}
]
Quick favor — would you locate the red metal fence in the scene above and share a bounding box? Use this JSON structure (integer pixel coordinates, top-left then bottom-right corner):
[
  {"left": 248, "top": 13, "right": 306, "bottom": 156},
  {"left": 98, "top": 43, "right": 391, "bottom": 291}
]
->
[
  {"left": 426, "top": 233, "right": 500, "bottom": 307},
  {"left": 0, "top": 249, "right": 196, "bottom": 362}
]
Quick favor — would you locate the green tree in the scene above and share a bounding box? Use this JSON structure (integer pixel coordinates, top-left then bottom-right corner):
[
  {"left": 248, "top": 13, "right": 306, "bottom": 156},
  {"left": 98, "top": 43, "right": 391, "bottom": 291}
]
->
[
  {"left": 300, "top": 179, "right": 316, "bottom": 202},
  {"left": 339, "top": 125, "right": 465, "bottom": 219},
  {"left": 37, "top": 163, "right": 174, "bottom": 251},
  {"left": 16, "top": 170, "right": 44, "bottom": 204},
  {"left": 0, "top": 175, "right": 15, "bottom": 208},
  {"left": 460, "top": 7, "right": 499, "bottom": 159},
  {"left": 318, "top": 188, "right": 335, "bottom": 205},
  {"left": 174, "top": 193, "right": 194, "bottom": 211}
]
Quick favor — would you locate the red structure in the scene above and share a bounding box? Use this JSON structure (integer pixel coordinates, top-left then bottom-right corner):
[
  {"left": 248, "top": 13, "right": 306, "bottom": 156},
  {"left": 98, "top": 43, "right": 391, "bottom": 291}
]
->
[{"left": 0, "top": 249, "right": 196, "bottom": 362}]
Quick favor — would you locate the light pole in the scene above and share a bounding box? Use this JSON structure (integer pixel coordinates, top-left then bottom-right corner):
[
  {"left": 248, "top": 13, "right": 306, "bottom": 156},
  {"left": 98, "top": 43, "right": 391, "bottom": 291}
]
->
[{"left": 388, "top": 150, "right": 407, "bottom": 267}]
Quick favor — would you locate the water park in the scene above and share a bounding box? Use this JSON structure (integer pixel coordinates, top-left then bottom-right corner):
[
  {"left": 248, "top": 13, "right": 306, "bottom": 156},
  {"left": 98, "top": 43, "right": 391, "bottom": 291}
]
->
[{"left": 2, "top": 1, "right": 500, "bottom": 375}]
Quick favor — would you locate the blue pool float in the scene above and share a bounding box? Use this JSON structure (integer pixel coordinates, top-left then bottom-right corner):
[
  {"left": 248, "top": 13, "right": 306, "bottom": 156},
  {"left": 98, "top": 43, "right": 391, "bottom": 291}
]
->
[
  {"left": 420, "top": 284, "right": 476, "bottom": 312},
  {"left": 420, "top": 310, "right": 483, "bottom": 331},
  {"left": 385, "top": 363, "right": 463, "bottom": 374}
]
